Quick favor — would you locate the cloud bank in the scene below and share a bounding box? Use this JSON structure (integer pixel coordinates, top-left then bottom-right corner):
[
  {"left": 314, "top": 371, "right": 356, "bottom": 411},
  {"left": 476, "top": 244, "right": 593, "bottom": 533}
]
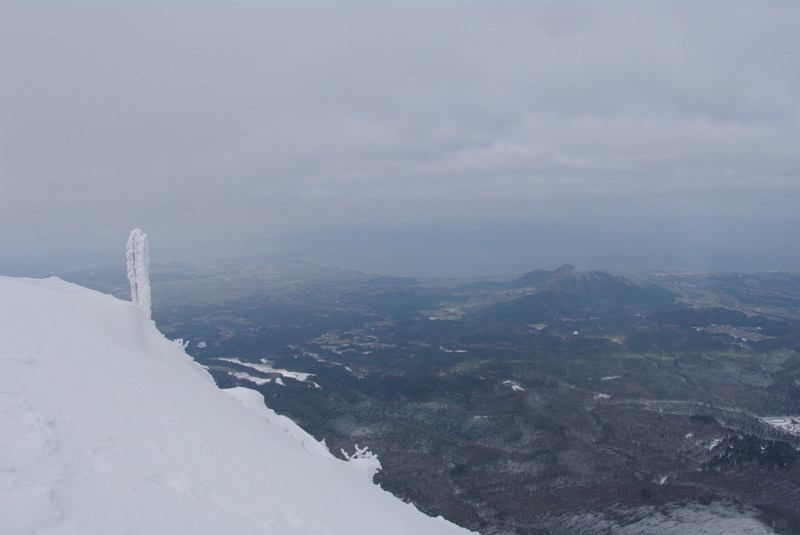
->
[{"left": 2, "top": 2, "right": 799, "bottom": 273}]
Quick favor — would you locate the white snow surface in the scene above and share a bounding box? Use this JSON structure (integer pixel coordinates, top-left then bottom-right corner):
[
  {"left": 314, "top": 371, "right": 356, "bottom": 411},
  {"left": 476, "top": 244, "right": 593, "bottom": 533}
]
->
[{"left": 0, "top": 276, "right": 474, "bottom": 535}]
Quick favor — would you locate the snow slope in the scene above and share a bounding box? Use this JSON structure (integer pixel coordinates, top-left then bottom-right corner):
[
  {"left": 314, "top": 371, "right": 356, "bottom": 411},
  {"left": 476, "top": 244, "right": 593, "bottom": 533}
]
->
[{"left": 0, "top": 276, "right": 474, "bottom": 535}]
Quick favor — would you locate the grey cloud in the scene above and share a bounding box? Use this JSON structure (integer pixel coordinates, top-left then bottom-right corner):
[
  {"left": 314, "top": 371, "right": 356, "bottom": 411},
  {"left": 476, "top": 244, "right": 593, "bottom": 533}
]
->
[{"left": 1, "top": 2, "right": 799, "bottom": 272}]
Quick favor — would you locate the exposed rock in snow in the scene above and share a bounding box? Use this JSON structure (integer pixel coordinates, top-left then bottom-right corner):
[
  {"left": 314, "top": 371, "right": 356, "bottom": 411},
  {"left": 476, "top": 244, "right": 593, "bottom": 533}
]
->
[{"left": 0, "top": 276, "right": 473, "bottom": 535}]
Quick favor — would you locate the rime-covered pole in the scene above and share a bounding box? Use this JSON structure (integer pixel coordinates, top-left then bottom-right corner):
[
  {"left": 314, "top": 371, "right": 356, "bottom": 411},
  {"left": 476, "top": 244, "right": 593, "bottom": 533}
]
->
[{"left": 126, "top": 229, "right": 151, "bottom": 319}]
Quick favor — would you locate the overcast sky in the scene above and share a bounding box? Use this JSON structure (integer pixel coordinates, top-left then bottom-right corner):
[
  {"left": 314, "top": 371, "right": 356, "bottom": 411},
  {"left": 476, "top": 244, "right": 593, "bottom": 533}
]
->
[{"left": 2, "top": 1, "right": 799, "bottom": 276}]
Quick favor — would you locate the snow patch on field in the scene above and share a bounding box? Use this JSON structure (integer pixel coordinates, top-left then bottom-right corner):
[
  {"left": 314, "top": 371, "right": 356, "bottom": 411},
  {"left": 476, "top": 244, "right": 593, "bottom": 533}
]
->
[
  {"left": 230, "top": 371, "right": 272, "bottom": 385},
  {"left": 557, "top": 501, "right": 775, "bottom": 535},
  {"left": 502, "top": 380, "right": 525, "bottom": 392},
  {"left": 760, "top": 416, "right": 800, "bottom": 436},
  {"left": 216, "top": 357, "right": 315, "bottom": 382}
]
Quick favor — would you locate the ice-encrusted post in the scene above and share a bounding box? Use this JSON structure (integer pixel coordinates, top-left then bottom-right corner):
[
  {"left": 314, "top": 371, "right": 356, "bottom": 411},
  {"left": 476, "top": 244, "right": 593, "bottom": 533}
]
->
[{"left": 126, "top": 229, "right": 151, "bottom": 319}]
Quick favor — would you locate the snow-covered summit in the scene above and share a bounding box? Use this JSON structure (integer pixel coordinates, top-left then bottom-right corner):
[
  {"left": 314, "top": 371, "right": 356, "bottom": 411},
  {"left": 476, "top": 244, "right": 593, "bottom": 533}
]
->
[{"left": 0, "top": 276, "right": 473, "bottom": 535}]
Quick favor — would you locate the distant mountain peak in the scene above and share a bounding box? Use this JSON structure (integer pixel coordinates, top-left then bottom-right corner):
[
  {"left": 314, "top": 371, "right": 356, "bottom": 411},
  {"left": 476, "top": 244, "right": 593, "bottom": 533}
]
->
[
  {"left": 510, "top": 264, "right": 581, "bottom": 289},
  {"left": 477, "top": 264, "right": 676, "bottom": 323},
  {"left": 552, "top": 263, "right": 577, "bottom": 274}
]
